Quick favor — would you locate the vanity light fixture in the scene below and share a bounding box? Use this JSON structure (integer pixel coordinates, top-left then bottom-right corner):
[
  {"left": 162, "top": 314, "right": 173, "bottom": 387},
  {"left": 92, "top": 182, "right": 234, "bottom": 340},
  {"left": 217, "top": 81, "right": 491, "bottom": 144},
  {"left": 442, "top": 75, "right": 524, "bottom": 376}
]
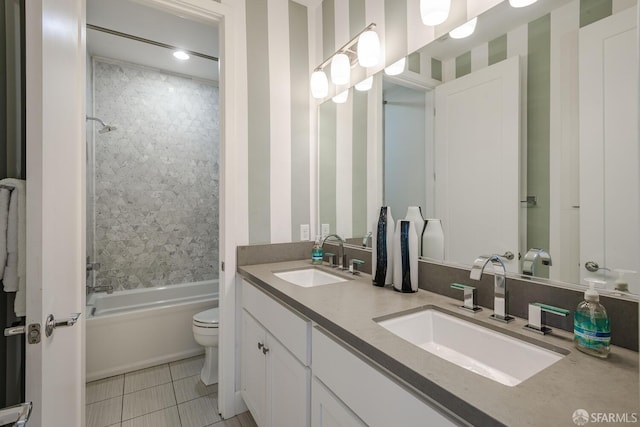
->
[
  {"left": 173, "top": 50, "right": 190, "bottom": 60},
  {"left": 449, "top": 17, "right": 478, "bottom": 39},
  {"left": 420, "top": 0, "right": 451, "bottom": 26},
  {"left": 355, "top": 76, "right": 373, "bottom": 91},
  {"left": 310, "top": 23, "right": 380, "bottom": 99},
  {"left": 384, "top": 57, "right": 406, "bottom": 76},
  {"left": 509, "top": 0, "right": 538, "bottom": 7},
  {"left": 332, "top": 89, "right": 349, "bottom": 104}
]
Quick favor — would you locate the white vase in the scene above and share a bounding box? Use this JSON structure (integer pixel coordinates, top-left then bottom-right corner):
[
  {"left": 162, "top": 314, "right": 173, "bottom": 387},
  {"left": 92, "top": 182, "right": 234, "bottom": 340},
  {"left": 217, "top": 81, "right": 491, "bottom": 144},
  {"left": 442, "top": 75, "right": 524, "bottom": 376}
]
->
[
  {"left": 393, "top": 220, "right": 418, "bottom": 293},
  {"left": 404, "top": 206, "right": 425, "bottom": 243},
  {"left": 422, "top": 219, "right": 444, "bottom": 261},
  {"left": 371, "top": 206, "right": 394, "bottom": 286}
]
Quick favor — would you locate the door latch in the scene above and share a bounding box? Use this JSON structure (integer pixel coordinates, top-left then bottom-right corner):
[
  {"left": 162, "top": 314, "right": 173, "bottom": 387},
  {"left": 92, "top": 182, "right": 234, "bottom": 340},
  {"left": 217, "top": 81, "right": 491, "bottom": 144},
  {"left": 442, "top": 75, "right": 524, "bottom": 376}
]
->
[
  {"left": 4, "top": 323, "right": 41, "bottom": 344},
  {"left": 45, "top": 313, "right": 81, "bottom": 337}
]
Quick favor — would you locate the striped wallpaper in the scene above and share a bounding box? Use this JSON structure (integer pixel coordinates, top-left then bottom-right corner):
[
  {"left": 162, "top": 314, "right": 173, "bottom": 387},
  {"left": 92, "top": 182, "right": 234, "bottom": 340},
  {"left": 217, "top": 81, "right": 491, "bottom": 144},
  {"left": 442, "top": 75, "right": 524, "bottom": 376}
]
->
[{"left": 244, "top": 0, "right": 635, "bottom": 245}]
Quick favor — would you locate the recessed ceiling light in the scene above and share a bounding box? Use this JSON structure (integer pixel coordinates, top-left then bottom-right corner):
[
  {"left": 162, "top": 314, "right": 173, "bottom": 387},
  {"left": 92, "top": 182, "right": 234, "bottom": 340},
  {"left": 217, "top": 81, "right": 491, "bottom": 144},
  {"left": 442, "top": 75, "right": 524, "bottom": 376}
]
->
[{"left": 173, "top": 51, "right": 190, "bottom": 61}]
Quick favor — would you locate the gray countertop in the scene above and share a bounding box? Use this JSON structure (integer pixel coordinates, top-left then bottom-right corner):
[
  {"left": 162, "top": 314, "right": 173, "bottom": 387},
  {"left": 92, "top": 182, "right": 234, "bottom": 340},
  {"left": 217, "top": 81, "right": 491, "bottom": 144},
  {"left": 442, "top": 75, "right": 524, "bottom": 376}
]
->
[{"left": 238, "top": 260, "right": 639, "bottom": 427}]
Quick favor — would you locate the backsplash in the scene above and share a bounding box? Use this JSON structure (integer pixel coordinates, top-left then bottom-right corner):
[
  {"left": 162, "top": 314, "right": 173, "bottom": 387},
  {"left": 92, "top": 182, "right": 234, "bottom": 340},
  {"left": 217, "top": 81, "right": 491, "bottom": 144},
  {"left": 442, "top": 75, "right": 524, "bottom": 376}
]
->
[{"left": 92, "top": 58, "right": 219, "bottom": 291}]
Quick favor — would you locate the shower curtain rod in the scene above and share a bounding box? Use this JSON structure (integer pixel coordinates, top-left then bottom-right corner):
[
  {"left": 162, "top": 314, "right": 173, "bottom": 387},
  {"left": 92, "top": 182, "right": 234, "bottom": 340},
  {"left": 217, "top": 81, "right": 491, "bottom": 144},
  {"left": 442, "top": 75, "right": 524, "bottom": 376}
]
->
[{"left": 87, "top": 24, "right": 219, "bottom": 63}]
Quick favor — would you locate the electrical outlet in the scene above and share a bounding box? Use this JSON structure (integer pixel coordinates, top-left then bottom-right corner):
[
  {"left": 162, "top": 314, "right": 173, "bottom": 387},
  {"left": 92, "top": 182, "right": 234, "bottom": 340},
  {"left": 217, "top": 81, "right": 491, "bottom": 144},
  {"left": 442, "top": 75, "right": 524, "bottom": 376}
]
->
[
  {"left": 321, "top": 223, "right": 330, "bottom": 239},
  {"left": 300, "top": 224, "right": 310, "bottom": 241}
]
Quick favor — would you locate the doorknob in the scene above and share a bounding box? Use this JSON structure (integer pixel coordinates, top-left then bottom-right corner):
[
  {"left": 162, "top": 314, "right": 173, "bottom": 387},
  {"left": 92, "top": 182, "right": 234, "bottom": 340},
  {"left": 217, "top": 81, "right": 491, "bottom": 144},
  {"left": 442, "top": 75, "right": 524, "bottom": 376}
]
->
[
  {"left": 585, "top": 261, "right": 610, "bottom": 272},
  {"left": 45, "top": 313, "right": 81, "bottom": 337},
  {"left": 0, "top": 402, "right": 32, "bottom": 426}
]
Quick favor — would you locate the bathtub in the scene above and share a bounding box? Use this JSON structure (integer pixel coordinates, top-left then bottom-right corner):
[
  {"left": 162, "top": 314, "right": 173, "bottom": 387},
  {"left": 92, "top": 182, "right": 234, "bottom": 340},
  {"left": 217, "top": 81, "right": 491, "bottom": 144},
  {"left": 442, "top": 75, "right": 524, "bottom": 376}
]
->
[{"left": 86, "top": 280, "right": 218, "bottom": 382}]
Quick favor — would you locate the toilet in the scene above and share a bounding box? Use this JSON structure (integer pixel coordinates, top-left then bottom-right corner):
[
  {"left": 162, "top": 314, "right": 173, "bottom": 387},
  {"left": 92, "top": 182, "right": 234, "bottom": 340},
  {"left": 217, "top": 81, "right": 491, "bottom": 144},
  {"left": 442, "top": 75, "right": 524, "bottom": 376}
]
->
[{"left": 192, "top": 307, "right": 219, "bottom": 385}]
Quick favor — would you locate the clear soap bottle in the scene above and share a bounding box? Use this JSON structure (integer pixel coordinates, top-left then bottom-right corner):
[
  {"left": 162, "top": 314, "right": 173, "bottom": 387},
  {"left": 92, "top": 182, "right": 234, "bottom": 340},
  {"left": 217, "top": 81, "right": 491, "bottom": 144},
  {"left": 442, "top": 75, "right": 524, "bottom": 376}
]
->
[
  {"left": 574, "top": 279, "right": 610, "bottom": 358},
  {"left": 311, "top": 236, "right": 323, "bottom": 265}
]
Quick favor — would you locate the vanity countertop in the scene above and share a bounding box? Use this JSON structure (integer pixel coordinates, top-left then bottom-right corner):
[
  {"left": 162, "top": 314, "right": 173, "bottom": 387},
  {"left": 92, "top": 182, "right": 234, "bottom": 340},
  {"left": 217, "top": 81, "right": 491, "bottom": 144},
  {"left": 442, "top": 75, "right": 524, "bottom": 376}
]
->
[{"left": 238, "top": 260, "right": 639, "bottom": 427}]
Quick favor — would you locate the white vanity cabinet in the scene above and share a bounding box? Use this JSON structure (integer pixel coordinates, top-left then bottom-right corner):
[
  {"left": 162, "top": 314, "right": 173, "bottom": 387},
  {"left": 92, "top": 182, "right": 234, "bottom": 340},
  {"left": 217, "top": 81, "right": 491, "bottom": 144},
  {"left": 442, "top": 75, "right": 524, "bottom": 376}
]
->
[
  {"left": 312, "top": 328, "right": 458, "bottom": 427},
  {"left": 241, "top": 280, "right": 311, "bottom": 427}
]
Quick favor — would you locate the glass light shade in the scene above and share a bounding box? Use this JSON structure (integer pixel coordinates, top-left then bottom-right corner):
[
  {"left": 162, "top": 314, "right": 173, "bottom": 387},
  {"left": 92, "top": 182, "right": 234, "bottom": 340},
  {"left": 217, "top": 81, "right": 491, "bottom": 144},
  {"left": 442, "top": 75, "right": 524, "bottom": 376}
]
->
[
  {"left": 384, "top": 57, "right": 406, "bottom": 76},
  {"left": 449, "top": 17, "right": 478, "bottom": 39},
  {"left": 420, "top": 0, "right": 451, "bottom": 26},
  {"left": 173, "top": 51, "right": 190, "bottom": 60},
  {"left": 310, "top": 70, "right": 329, "bottom": 99},
  {"left": 509, "top": 0, "right": 538, "bottom": 7},
  {"left": 355, "top": 76, "right": 373, "bottom": 91},
  {"left": 331, "top": 53, "right": 351, "bottom": 85},
  {"left": 357, "top": 31, "right": 381, "bottom": 67},
  {"left": 332, "top": 90, "right": 349, "bottom": 104}
]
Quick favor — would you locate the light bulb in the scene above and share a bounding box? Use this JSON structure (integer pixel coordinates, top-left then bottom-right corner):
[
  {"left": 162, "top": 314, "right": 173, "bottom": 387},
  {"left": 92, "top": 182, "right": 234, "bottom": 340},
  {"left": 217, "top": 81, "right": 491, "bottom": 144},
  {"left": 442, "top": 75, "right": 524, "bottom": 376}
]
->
[
  {"left": 384, "top": 57, "right": 406, "bottom": 76},
  {"left": 357, "top": 30, "right": 381, "bottom": 68},
  {"left": 509, "top": 0, "right": 538, "bottom": 7},
  {"left": 355, "top": 76, "right": 373, "bottom": 91},
  {"left": 449, "top": 17, "right": 477, "bottom": 39},
  {"left": 331, "top": 53, "right": 351, "bottom": 85},
  {"left": 173, "top": 51, "right": 190, "bottom": 60},
  {"left": 332, "top": 90, "right": 349, "bottom": 104},
  {"left": 420, "top": 0, "right": 451, "bottom": 26},
  {"left": 310, "top": 70, "right": 328, "bottom": 99}
]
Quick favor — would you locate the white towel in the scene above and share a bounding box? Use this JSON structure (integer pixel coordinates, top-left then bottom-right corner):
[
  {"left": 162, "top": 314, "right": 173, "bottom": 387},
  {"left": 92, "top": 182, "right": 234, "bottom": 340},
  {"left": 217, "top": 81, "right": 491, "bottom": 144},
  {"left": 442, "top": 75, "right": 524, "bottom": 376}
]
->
[
  {"left": 0, "top": 188, "right": 10, "bottom": 278},
  {"left": 0, "top": 178, "right": 26, "bottom": 317}
]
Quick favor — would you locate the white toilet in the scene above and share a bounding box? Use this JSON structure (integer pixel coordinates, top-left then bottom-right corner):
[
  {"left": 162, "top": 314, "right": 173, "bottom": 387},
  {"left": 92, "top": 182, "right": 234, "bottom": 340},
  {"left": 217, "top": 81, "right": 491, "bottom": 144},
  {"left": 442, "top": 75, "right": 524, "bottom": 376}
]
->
[{"left": 192, "top": 307, "right": 219, "bottom": 385}]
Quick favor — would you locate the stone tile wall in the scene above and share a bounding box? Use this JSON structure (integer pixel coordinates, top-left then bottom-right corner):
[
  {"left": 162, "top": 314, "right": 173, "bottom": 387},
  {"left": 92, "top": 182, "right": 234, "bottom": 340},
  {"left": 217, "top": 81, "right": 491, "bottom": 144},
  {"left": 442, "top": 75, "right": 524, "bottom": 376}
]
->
[{"left": 92, "top": 58, "right": 219, "bottom": 290}]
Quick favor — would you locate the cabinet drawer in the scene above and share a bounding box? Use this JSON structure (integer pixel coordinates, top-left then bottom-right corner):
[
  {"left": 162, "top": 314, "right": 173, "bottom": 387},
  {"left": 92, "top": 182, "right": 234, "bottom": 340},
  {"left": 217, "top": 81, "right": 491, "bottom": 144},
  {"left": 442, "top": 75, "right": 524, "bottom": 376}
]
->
[
  {"left": 312, "top": 328, "right": 457, "bottom": 427},
  {"left": 242, "top": 279, "right": 310, "bottom": 365}
]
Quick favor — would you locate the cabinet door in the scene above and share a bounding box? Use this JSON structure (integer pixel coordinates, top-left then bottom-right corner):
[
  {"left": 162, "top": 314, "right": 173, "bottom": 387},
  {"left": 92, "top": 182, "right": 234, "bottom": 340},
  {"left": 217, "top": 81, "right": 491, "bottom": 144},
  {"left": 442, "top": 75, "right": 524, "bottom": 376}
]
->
[
  {"left": 312, "top": 378, "right": 366, "bottom": 427},
  {"left": 241, "top": 310, "right": 267, "bottom": 427},
  {"left": 268, "top": 335, "right": 311, "bottom": 427}
]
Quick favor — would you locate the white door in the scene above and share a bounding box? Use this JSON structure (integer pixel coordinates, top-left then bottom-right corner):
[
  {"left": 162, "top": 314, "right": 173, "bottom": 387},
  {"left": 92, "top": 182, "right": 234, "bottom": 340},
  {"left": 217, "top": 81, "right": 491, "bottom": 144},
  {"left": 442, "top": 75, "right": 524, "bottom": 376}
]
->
[
  {"left": 579, "top": 7, "right": 639, "bottom": 293},
  {"left": 434, "top": 56, "right": 521, "bottom": 272},
  {"left": 24, "top": 0, "right": 86, "bottom": 425}
]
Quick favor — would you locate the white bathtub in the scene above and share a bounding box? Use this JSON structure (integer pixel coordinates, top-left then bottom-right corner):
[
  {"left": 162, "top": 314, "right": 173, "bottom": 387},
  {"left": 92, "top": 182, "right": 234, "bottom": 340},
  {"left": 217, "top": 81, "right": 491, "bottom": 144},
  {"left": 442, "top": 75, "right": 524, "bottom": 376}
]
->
[{"left": 86, "top": 280, "right": 218, "bottom": 382}]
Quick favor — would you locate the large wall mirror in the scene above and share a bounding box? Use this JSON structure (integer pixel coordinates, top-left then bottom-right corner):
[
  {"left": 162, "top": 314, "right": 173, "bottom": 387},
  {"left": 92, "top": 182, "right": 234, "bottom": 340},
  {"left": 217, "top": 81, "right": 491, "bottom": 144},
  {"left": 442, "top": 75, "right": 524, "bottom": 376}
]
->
[{"left": 318, "top": 0, "right": 639, "bottom": 296}]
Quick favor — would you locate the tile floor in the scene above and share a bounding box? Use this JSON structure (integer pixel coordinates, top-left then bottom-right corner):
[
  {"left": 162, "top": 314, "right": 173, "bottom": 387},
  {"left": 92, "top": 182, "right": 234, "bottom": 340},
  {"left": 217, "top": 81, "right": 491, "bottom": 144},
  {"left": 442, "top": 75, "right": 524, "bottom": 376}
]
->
[{"left": 86, "top": 355, "right": 257, "bottom": 427}]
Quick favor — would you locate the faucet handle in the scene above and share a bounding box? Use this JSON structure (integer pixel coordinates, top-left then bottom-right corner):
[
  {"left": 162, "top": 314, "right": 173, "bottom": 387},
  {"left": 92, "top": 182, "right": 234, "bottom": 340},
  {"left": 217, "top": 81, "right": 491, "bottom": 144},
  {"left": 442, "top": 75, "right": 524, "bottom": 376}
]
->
[
  {"left": 524, "top": 303, "right": 570, "bottom": 335},
  {"left": 324, "top": 252, "right": 337, "bottom": 268},
  {"left": 450, "top": 283, "right": 482, "bottom": 313},
  {"left": 349, "top": 259, "right": 365, "bottom": 275}
]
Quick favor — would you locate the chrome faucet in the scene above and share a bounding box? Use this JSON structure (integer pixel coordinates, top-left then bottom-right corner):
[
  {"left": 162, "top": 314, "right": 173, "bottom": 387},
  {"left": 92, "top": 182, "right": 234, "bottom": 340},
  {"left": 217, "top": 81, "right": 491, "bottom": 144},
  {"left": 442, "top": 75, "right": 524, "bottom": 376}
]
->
[
  {"left": 88, "top": 284, "right": 114, "bottom": 295},
  {"left": 522, "top": 248, "right": 552, "bottom": 276},
  {"left": 470, "top": 254, "right": 513, "bottom": 323},
  {"left": 322, "top": 234, "right": 347, "bottom": 270}
]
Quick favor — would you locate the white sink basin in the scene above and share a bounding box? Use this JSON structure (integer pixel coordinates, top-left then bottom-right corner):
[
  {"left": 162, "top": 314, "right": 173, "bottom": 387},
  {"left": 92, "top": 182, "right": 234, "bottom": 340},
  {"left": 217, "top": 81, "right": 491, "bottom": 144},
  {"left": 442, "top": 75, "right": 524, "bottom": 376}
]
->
[
  {"left": 274, "top": 268, "right": 348, "bottom": 287},
  {"left": 376, "top": 308, "right": 565, "bottom": 386}
]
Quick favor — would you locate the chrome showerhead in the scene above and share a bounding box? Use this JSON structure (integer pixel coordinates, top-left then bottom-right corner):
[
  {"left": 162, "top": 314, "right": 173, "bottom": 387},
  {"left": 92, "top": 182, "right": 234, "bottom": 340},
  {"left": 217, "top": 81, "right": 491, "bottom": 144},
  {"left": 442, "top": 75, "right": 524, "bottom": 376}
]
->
[{"left": 86, "top": 116, "right": 117, "bottom": 134}]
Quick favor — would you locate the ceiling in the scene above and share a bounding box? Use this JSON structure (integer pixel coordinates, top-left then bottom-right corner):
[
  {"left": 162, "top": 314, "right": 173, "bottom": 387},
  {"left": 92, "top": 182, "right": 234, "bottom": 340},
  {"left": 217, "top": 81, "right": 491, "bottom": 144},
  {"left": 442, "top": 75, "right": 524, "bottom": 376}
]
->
[{"left": 86, "top": 0, "right": 219, "bottom": 82}]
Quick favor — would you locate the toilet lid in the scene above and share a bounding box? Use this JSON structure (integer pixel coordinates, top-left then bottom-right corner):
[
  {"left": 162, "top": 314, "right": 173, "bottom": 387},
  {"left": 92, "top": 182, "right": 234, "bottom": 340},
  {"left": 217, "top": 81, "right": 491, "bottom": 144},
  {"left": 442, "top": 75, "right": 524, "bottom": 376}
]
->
[{"left": 193, "top": 307, "right": 219, "bottom": 325}]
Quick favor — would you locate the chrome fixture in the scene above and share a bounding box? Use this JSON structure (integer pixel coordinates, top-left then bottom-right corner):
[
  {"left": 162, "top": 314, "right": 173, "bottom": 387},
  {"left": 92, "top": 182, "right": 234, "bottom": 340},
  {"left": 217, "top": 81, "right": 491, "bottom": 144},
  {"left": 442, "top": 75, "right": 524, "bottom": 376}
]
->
[
  {"left": 324, "top": 252, "right": 338, "bottom": 268},
  {"left": 362, "top": 231, "right": 372, "bottom": 247},
  {"left": 0, "top": 402, "right": 32, "bottom": 427},
  {"left": 91, "top": 284, "right": 114, "bottom": 295},
  {"left": 86, "top": 116, "right": 117, "bottom": 133},
  {"left": 584, "top": 261, "right": 610, "bottom": 273},
  {"left": 322, "top": 234, "right": 347, "bottom": 270},
  {"left": 522, "top": 248, "right": 552, "bottom": 276},
  {"left": 45, "top": 313, "right": 81, "bottom": 337},
  {"left": 500, "top": 251, "right": 515, "bottom": 261},
  {"left": 524, "top": 303, "right": 569, "bottom": 335},
  {"left": 450, "top": 283, "right": 482, "bottom": 312},
  {"left": 470, "top": 254, "right": 514, "bottom": 323},
  {"left": 349, "top": 259, "right": 365, "bottom": 275}
]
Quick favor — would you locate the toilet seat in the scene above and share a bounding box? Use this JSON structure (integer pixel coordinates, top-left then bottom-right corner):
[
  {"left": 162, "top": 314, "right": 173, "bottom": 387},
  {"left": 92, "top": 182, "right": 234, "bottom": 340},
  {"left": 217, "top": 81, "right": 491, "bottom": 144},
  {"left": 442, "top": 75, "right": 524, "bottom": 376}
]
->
[{"left": 193, "top": 308, "right": 219, "bottom": 328}]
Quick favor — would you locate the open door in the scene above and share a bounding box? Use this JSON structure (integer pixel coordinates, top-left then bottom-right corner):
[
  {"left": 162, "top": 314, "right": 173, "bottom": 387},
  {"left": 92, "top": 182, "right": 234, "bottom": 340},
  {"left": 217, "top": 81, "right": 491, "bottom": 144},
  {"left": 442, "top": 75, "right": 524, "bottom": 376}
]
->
[{"left": 22, "top": 0, "right": 86, "bottom": 425}]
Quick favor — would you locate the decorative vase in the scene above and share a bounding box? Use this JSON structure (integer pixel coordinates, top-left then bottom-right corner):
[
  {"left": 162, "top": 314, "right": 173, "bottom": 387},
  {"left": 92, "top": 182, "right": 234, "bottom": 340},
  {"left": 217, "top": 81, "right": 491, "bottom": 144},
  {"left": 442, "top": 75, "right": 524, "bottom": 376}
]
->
[
  {"left": 393, "top": 220, "right": 418, "bottom": 293},
  {"left": 404, "top": 206, "right": 425, "bottom": 244},
  {"left": 372, "top": 206, "right": 394, "bottom": 286},
  {"left": 422, "top": 219, "right": 444, "bottom": 261}
]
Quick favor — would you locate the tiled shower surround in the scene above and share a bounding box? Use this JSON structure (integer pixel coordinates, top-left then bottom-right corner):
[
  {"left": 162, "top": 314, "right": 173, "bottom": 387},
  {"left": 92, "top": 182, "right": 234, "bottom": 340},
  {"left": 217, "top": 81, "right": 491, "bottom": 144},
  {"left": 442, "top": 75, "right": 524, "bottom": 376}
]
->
[{"left": 92, "top": 58, "right": 219, "bottom": 291}]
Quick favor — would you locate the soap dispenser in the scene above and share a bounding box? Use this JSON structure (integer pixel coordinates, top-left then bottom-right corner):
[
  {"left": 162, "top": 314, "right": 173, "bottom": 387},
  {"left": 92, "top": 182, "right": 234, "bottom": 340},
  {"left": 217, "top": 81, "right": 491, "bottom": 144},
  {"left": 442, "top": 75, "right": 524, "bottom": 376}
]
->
[
  {"left": 311, "top": 235, "right": 323, "bottom": 265},
  {"left": 613, "top": 269, "right": 636, "bottom": 293},
  {"left": 574, "top": 278, "right": 610, "bottom": 358}
]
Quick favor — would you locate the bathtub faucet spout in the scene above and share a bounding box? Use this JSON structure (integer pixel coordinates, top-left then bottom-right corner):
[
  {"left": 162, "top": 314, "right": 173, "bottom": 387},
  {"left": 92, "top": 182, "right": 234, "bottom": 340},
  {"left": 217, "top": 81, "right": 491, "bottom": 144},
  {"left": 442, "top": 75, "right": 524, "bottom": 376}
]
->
[{"left": 91, "top": 284, "right": 114, "bottom": 295}]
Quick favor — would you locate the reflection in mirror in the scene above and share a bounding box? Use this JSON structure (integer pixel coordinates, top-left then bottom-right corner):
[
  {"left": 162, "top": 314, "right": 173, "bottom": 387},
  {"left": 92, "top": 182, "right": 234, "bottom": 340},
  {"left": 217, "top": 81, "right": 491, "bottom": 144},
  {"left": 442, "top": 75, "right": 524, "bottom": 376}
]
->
[{"left": 318, "top": 0, "right": 639, "bottom": 296}]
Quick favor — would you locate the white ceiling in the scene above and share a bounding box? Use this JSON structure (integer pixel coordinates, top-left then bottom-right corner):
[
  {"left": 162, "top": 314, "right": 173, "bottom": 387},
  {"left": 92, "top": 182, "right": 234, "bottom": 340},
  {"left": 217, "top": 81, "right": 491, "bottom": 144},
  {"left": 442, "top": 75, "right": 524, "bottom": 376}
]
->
[{"left": 86, "top": 0, "right": 219, "bottom": 82}]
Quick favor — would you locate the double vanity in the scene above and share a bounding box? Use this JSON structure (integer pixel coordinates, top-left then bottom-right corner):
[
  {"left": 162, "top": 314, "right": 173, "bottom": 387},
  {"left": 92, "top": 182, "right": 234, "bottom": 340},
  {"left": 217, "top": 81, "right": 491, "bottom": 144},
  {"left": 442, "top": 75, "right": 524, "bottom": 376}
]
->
[{"left": 237, "top": 249, "right": 639, "bottom": 427}]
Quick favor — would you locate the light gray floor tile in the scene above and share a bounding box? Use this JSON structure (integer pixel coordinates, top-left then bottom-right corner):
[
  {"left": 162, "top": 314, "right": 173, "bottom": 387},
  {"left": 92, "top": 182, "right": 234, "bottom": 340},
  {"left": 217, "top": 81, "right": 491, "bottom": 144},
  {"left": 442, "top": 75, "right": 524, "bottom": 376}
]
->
[
  {"left": 87, "top": 375, "right": 125, "bottom": 404},
  {"left": 208, "top": 417, "right": 241, "bottom": 427},
  {"left": 169, "top": 355, "right": 204, "bottom": 381},
  {"left": 173, "top": 374, "right": 217, "bottom": 404},
  {"left": 178, "top": 394, "right": 221, "bottom": 427},
  {"left": 107, "top": 424, "right": 121, "bottom": 427},
  {"left": 122, "top": 383, "right": 176, "bottom": 420},
  {"left": 236, "top": 411, "right": 257, "bottom": 427},
  {"left": 124, "top": 364, "right": 172, "bottom": 393},
  {"left": 86, "top": 396, "right": 123, "bottom": 427},
  {"left": 121, "top": 406, "right": 181, "bottom": 427}
]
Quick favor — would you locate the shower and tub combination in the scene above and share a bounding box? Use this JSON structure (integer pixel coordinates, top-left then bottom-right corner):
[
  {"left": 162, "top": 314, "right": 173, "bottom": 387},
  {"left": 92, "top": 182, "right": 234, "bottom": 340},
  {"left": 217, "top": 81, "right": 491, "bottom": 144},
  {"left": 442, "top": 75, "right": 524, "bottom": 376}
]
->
[{"left": 84, "top": 54, "right": 221, "bottom": 382}]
